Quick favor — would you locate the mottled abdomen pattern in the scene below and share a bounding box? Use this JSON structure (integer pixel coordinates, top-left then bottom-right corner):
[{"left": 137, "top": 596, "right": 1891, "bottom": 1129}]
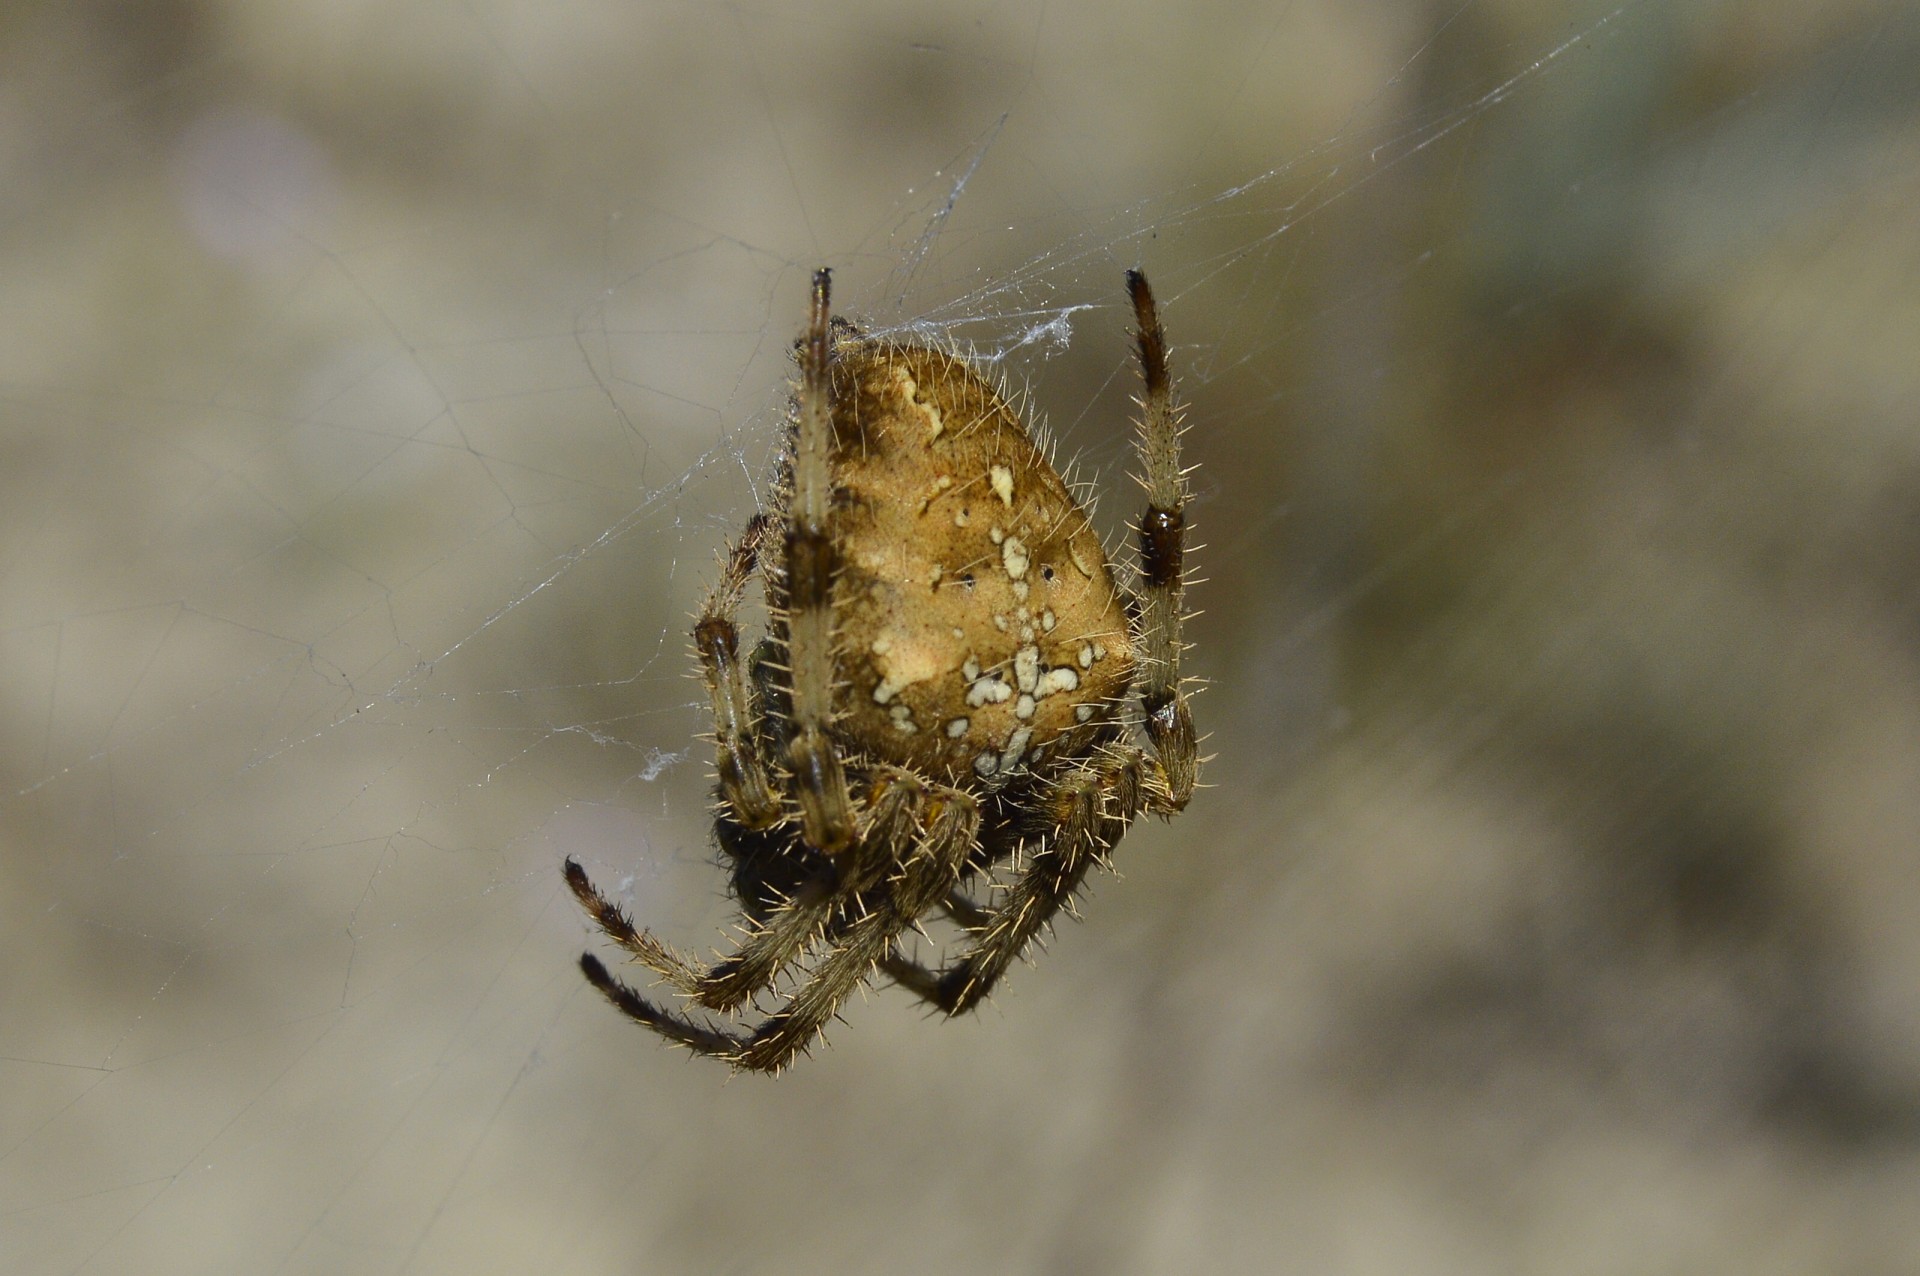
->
[{"left": 824, "top": 341, "right": 1135, "bottom": 787}]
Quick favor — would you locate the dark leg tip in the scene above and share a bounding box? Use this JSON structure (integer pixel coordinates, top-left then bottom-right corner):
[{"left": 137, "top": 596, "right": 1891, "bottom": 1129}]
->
[
  {"left": 562, "top": 857, "right": 598, "bottom": 908},
  {"left": 935, "top": 967, "right": 976, "bottom": 1017}
]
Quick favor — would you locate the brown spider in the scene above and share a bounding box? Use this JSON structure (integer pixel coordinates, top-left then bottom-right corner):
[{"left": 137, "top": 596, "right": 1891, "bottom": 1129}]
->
[{"left": 565, "top": 268, "right": 1198, "bottom": 1073}]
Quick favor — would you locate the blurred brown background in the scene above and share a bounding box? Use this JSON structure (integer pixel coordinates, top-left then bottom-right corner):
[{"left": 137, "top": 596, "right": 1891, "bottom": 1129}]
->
[{"left": 3, "top": 1, "right": 1919, "bottom": 1272}]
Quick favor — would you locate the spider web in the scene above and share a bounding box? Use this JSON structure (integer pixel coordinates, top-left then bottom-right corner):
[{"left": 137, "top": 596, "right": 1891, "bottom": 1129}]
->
[{"left": 6, "top": 1, "right": 1920, "bottom": 1272}]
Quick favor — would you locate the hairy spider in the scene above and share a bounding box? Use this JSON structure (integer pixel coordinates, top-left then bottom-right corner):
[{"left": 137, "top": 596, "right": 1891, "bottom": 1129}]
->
[{"left": 565, "top": 268, "right": 1199, "bottom": 1073}]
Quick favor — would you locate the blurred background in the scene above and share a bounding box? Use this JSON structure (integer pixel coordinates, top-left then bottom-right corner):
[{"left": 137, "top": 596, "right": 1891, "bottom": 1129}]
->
[{"left": 3, "top": 0, "right": 1919, "bottom": 1271}]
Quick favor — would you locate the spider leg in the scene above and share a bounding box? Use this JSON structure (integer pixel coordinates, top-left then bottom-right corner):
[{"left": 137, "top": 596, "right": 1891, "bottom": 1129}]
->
[
  {"left": 695, "top": 512, "right": 782, "bottom": 830},
  {"left": 780, "top": 268, "right": 857, "bottom": 854},
  {"left": 686, "top": 873, "right": 835, "bottom": 1013},
  {"left": 692, "top": 768, "right": 926, "bottom": 1012},
  {"left": 577, "top": 952, "right": 738, "bottom": 1056},
  {"left": 568, "top": 780, "right": 978, "bottom": 1071},
  {"left": 565, "top": 881, "right": 873, "bottom": 1066},
  {"left": 563, "top": 857, "right": 712, "bottom": 995},
  {"left": 731, "top": 787, "right": 979, "bottom": 1073},
  {"left": 567, "top": 769, "right": 923, "bottom": 1015},
  {"left": 882, "top": 747, "right": 1154, "bottom": 1015},
  {"left": 1125, "top": 270, "right": 1200, "bottom": 808}
]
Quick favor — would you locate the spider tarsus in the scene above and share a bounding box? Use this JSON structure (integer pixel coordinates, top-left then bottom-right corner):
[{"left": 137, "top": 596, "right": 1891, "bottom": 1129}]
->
[
  {"left": 579, "top": 951, "right": 746, "bottom": 1060},
  {"left": 563, "top": 857, "right": 628, "bottom": 933},
  {"left": 1125, "top": 269, "right": 1168, "bottom": 402}
]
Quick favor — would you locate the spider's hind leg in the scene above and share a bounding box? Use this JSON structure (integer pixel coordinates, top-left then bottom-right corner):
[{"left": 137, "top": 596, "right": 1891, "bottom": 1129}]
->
[
  {"left": 568, "top": 778, "right": 980, "bottom": 1070},
  {"left": 693, "top": 768, "right": 925, "bottom": 1014},
  {"left": 730, "top": 786, "right": 980, "bottom": 1073},
  {"left": 577, "top": 952, "right": 738, "bottom": 1056},
  {"left": 882, "top": 748, "right": 1154, "bottom": 1016}
]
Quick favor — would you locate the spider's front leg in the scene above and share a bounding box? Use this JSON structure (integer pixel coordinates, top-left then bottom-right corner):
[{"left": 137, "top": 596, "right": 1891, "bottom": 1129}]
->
[
  {"left": 1125, "top": 270, "right": 1200, "bottom": 808},
  {"left": 780, "top": 267, "right": 857, "bottom": 855}
]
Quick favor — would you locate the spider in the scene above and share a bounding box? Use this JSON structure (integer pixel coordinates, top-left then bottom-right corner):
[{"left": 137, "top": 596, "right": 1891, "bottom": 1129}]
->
[{"left": 565, "top": 267, "right": 1199, "bottom": 1073}]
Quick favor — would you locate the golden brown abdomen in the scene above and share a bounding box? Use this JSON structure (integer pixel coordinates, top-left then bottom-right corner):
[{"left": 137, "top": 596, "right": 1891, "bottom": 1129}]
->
[{"left": 824, "top": 342, "right": 1135, "bottom": 787}]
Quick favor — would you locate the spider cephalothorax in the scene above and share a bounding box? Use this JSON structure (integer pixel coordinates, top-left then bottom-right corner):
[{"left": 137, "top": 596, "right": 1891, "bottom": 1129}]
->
[{"left": 566, "top": 269, "right": 1199, "bottom": 1073}]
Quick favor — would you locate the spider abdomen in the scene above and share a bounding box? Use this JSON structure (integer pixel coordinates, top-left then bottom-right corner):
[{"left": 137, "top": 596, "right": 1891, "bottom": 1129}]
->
[{"left": 820, "top": 341, "right": 1135, "bottom": 787}]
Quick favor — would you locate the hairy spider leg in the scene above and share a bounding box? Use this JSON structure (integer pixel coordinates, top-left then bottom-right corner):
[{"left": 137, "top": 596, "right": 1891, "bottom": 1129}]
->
[
  {"left": 577, "top": 785, "right": 980, "bottom": 1073},
  {"left": 882, "top": 746, "right": 1158, "bottom": 1014},
  {"left": 694, "top": 512, "right": 781, "bottom": 830},
  {"left": 699, "top": 767, "right": 930, "bottom": 1013},
  {"left": 564, "top": 857, "right": 713, "bottom": 997},
  {"left": 1125, "top": 270, "right": 1200, "bottom": 808},
  {"left": 566, "top": 768, "right": 934, "bottom": 1015},
  {"left": 781, "top": 268, "right": 857, "bottom": 854},
  {"left": 732, "top": 789, "right": 978, "bottom": 1071}
]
